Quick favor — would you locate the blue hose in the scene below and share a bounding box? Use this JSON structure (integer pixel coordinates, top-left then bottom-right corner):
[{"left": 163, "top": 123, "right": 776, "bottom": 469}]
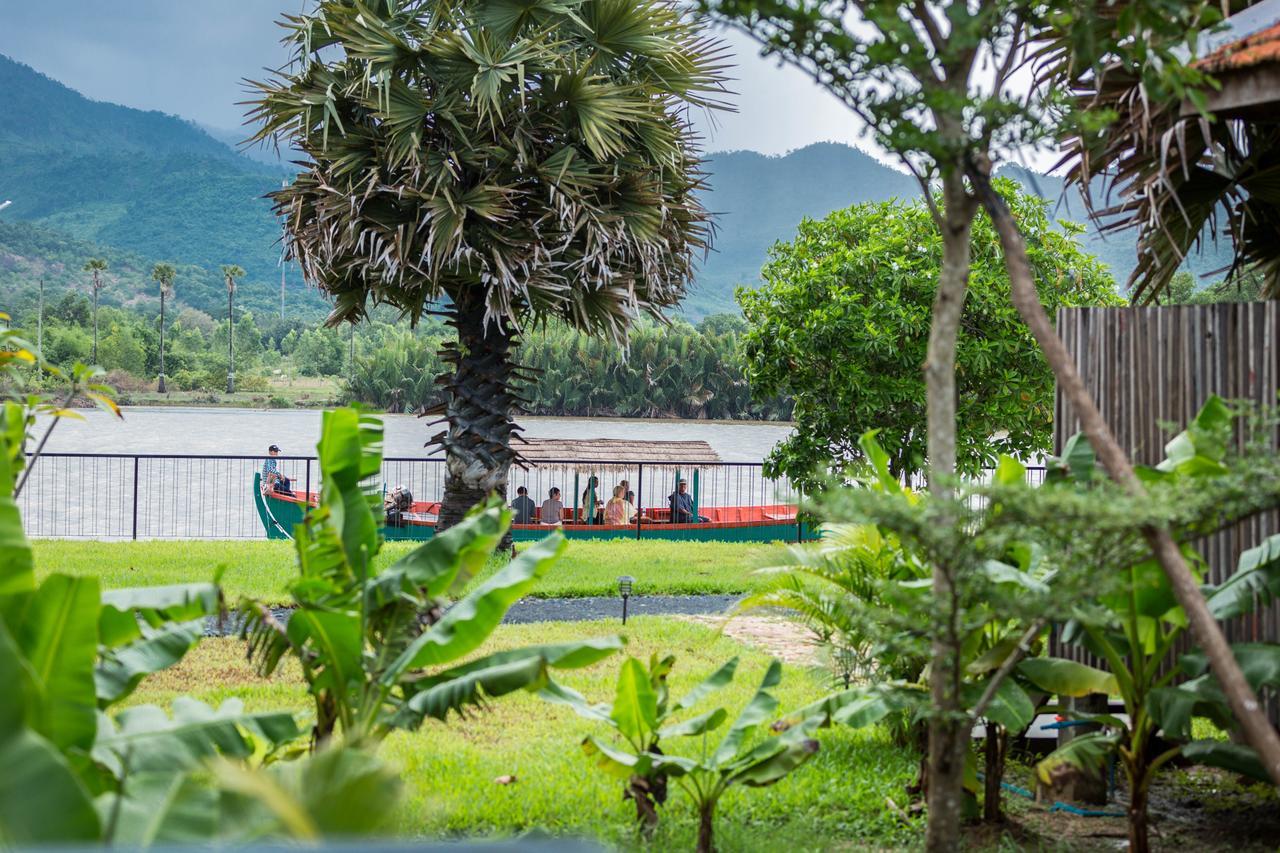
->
[{"left": 976, "top": 773, "right": 1125, "bottom": 818}]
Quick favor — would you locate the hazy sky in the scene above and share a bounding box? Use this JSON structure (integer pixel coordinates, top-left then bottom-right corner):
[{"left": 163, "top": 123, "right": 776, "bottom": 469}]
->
[{"left": 0, "top": 0, "right": 878, "bottom": 159}]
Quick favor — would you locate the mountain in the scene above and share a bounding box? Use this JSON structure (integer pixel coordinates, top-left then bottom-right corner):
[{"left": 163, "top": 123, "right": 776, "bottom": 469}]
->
[
  {"left": 691, "top": 144, "right": 918, "bottom": 317},
  {"left": 0, "top": 53, "right": 1238, "bottom": 323},
  {"left": 0, "top": 54, "right": 313, "bottom": 319}
]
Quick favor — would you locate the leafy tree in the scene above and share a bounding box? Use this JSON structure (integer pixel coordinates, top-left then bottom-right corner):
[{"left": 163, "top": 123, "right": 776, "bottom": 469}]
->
[
  {"left": 247, "top": 0, "right": 730, "bottom": 530},
  {"left": 83, "top": 257, "right": 107, "bottom": 362},
  {"left": 294, "top": 327, "right": 345, "bottom": 377},
  {"left": 222, "top": 264, "right": 246, "bottom": 392},
  {"left": 99, "top": 322, "right": 146, "bottom": 375},
  {"left": 151, "top": 262, "right": 175, "bottom": 392},
  {"left": 705, "top": 3, "right": 1280, "bottom": 837},
  {"left": 1163, "top": 270, "right": 1265, "bottom": 305},
  {"left": 51, "top": 290, "right": 90, "bottom": 326},
  {"left": 741, "top": 182, "right": 1118, "bottom": 488}
]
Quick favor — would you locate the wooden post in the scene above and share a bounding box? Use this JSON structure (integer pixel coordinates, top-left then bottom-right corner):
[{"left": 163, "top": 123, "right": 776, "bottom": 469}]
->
[{"left": 692, "top": 469, "right": 700, "bottom": 522}]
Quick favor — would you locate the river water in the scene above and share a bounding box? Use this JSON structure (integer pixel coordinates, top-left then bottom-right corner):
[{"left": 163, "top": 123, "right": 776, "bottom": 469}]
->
[
  {"left": 38, "top": 407, "right": 792, "bottom": 462},
  {"left": 23, "top": 408, "right": 795, "bottom": 540}
]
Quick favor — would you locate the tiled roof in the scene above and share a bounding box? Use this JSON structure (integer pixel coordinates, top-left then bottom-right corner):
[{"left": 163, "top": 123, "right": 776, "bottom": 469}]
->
[{"left": 1196, "top": 20, "right": 1280, "bottom": 73}]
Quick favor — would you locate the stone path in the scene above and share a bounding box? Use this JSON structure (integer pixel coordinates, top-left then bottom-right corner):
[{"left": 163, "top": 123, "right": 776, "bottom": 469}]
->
[{"left": 676, "top": 614, "right": 820, "bottom": 665}]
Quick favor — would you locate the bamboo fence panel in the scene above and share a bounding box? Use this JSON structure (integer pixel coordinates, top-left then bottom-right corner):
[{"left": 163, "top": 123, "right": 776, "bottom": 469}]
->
[{"left": 1051, "top": 303, "right": 1280, "bottom": 721}]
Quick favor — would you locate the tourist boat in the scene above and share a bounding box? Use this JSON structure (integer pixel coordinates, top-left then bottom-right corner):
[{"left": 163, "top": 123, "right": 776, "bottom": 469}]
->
[{"left": 253, "top": 438, "right": 815, "bottom": 543}]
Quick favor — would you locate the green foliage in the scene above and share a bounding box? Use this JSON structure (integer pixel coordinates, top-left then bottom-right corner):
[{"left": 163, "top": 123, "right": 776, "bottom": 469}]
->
[
  {"left": 551, "top": 654, "right": 821, "bottom": 852},
  {"left": 240, "top": 407, "right": 622, "bottom": 744},
  {"left": 740, "top": 180, "right": 1119, "bottom": 486},
  {"left": 0, "top": 337, "right": 403, "bottom": 845},
  {"left": 1019, "top": 398, "right": 1280, "bottom": 849}
]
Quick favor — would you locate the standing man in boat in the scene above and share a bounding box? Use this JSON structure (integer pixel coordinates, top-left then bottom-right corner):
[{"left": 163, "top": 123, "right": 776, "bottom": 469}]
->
[{"left": 262, "top": 444, "right": 293, "bottom": 495}]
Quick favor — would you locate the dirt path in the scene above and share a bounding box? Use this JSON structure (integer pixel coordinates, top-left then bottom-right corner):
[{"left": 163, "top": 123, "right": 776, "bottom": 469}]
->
[{"left": 676, "top": 613, "right": 819, "bottom": 666}]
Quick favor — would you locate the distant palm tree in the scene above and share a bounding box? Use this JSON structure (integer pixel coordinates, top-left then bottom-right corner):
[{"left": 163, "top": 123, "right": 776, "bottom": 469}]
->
[
  {"left": 151, "top": 262, "right": 176, "bottom": 393},
  {"left": 247, "top": 0, "right": 728, "bottom": 531},
  {"left": 221, "top": 264, "right": 246, "bottom": 393},
  {"left": 84, "top": 258, "right": 107, "bottom": 363}
]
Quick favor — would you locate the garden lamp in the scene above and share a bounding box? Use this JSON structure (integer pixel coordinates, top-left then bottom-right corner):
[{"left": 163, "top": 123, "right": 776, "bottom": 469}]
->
[{"left": 617, "top": 575, "right": 635, "bottom": 624}]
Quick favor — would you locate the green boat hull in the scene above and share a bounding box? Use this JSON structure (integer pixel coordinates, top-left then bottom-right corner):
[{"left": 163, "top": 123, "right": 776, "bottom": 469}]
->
[{"left": 253, "top": 475, "right": 815, "bottom": 544}]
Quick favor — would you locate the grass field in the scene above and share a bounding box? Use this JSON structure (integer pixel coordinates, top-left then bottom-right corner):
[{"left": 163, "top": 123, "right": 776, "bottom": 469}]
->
[
  {"left": 133, "top": 618, "right": 918, "bottom": 850},
  {"left": 33, "top": 538, "right": 790, "bottom": 603}
]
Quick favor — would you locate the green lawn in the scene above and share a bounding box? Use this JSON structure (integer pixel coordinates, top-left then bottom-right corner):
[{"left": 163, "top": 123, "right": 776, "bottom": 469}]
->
[
  {"left": 133, "top": 617, "right": 918, "bottom": 850},
  {"left": 33, "top": 538, "right": 790, "bottom": 603}
]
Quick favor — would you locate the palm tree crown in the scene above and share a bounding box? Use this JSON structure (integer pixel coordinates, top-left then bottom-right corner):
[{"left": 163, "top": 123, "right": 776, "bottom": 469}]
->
[
  {"left": 248, "top": 0, "right": 729, "bottom": 333},
  {"left": 151, "top": 262, "right": 176, "bottom": 295},
  {"left": 222, "top": 264, "right": 246, "bottom": 293}
]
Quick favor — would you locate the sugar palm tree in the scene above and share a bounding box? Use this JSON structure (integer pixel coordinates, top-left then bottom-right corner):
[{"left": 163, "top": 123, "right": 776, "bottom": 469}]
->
[
  {"left": 246, "top": 0, "right": 728, "bottom": 530},
  {"left": 151, "top": 262, "right": 176, "bottom": 393},
  {"left": 84, "top": 258, "right": 107, "bottom": 363},
  {"left": 222, "top": 264, "right": 246, "bottom": 393}
]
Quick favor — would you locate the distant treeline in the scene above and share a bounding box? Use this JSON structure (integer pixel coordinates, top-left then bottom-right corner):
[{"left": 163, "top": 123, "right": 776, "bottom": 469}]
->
[
  {"left": 2, "top": 293, "right": 792, "bottom": 421},
  {"left": 346, "top": 314, "right": 793, "bottom": 421}
]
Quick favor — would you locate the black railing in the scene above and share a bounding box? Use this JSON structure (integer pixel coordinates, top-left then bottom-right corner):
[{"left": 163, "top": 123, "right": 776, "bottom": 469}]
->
[{"left": 17, "top": 451, "right": 1047, "bottom": 541}]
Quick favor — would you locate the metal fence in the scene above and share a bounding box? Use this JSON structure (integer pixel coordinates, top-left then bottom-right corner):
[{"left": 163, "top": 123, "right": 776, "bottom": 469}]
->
[
  {"left": 18, "top": 453, "right": 806, "bottom": 540},
  {"left": 17, "top": 451, "right": 1049, "bottom": 541}
]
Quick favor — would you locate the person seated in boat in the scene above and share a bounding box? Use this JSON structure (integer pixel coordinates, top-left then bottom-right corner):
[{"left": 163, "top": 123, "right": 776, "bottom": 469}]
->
[
  {"left": 580, "top": 476, "right": 604, "bottom": 524},
  {"left": 510, "top": 486, "right": 536, "bottom": 524},
  {"left": 540, "top": 487, "right": 564, "bottom": 525},
  {"left": 668, "top": 479, "right": 708, "bottom": 524},
  {"left": 384, "top": 485, "right": 413, "bottom": 528},
  {"left": 624, "top": 490, "right": 653, "bottom": 524},
  {"left": 603, "top": 486, "right": 630, "bottom": 525},
  {"left": 261, "top": 445, "right": 294, "bottom": 495}
]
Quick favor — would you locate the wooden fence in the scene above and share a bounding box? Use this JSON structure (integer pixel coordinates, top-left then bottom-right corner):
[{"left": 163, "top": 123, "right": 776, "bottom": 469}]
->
[{"left": 1051, "top": 303, "right": 1280, "bottom": 717}]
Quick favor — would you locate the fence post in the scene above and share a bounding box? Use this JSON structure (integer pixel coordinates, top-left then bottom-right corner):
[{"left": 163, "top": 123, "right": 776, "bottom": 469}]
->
[
  {"left": 795, "top": 485, "right": 802, "bottom": 544},
  {"left": 131, "top": 456, "right": 139, "bottom": 540},
  {"left": 635, "top": 463, "right": 643, "bottom": 541},
  {"left": 304, "top": 458, "right": 312, "bottom": 513}
]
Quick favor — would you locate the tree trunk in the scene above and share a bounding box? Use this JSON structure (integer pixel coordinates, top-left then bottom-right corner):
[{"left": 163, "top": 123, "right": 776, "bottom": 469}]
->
[
  {"left": 92, "top": 284, "right": 99, "bottom": 364},
  {"left": 696, "top": 802, "right": 715, "bottom": 853},
  {"left": 1127, "top": 773, "right": 1150, "bottom": 853},
  {"left": 433, "top": 290, "right": 522, "bottom": 536},
  {"left": 965, "top": 156, "right": 1280, "bottom": 790},
  {"left": 157, "top": 291, "right": 167, "bottom": 394},
  {"left": 982, "top": 722, "right": 1006, "bottom": 823},
  {"left": 227, "top": 285, "right": 235, "bottom": 394},
  {"left": 924, "top": 170, "right": 977, "bottom": 853}
]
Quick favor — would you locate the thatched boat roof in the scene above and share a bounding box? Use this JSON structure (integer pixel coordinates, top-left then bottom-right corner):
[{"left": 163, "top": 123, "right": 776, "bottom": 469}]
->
[{"left": 513, "top": 437, "right": 721, "bottom": 470}]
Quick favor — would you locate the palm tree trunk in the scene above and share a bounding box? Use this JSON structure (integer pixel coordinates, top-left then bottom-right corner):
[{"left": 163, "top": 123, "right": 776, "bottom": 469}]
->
[
  {"left": 158, "top": 291, "right": 167, "bottom": 394},
  {"left": 92, "top": 284, "right": 99, "bottom": 364},
  {"left": 227, "top": 286, "right": 235, "bottom": 394},
  {"left": 434, "top": 290, "right": 522, "bottom": 535}
]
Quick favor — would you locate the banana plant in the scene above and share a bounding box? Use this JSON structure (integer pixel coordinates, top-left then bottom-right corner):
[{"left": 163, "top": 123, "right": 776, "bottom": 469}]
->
[
  {"left": 549, "top": 656, "right": 821, "bottom": 853},
  {"left": 0, "top": 344, "right": 346, "bottom": 847},
  {"left": 1021, "top": 396, "right": 1280, "bottom": 853},
  {"left": 240, "top": 407, "right": 622, "bottom": 745}
]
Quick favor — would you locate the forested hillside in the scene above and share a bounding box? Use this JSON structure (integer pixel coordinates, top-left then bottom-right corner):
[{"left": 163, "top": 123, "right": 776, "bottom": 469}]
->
[{"left": 0, "top": 52, "right": 1236, "bottom": 322}]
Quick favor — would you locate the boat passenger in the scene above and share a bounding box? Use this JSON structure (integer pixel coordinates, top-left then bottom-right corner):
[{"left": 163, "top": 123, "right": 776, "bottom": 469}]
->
[
  {"left": 623, "top": 490, "right": 649, "bottom": 524},
  {"left": 510, "top": 486, "right": 537, "bottom": 524},
  {"left": 669, "top": 479, "right": 698, "bottom": 524},
  {"left": 262, "top": 444, "right": 293, "bottom": 495},
  {"left": 603, "top": 486, "right": 629, "bottom": 525},
  {"left": 540, "top": 487, "right": 564, "bottom": 525},
  {"left": 385, "top": 485, "right": 412, "bottom": 528},
  {"left": 580, "top": 476, "right": 603, "bottom": 524}
]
